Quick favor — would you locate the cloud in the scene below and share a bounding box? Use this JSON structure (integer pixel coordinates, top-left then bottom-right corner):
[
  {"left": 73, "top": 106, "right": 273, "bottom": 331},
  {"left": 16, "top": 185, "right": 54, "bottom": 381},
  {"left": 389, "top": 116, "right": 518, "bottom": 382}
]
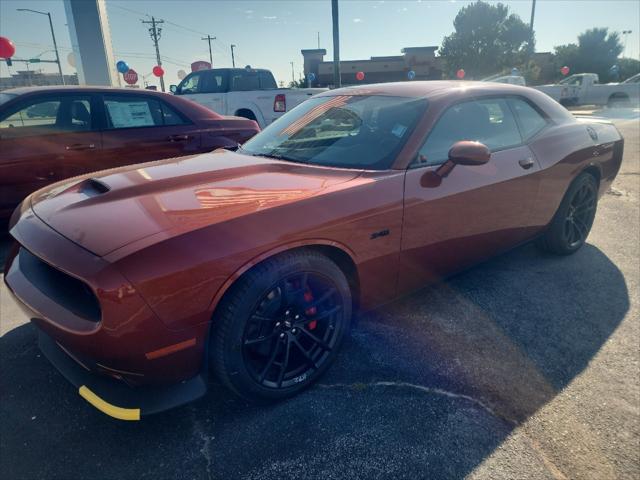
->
[
  {"left": 263, "top": 15, "right": 277, "bottom": 20},
  {"left": 353, "top": 18, "right": 363, "bottom": 23},
  {"left": 245, "top": 9, "right": 253, "bottom": 14}
]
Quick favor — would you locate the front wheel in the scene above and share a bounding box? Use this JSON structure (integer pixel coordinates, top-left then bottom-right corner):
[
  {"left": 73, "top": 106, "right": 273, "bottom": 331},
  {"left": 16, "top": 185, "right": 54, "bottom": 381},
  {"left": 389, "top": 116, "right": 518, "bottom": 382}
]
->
[
  {"left": 536, "top": 173, "right": 598, "bottom": 255},
  {"left": 211, "top": 251, "right": 352, "bottom": 401}
]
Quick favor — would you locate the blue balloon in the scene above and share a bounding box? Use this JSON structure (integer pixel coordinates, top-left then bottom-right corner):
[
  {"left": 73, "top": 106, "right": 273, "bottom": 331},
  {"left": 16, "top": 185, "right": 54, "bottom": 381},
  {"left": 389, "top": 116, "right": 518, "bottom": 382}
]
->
[
  {"left": 116, "top": 60, "right": 129, "bottom": 74},
  {"left": 308, "top": 72, "right": 316, "bottom": 82},
  {"left": 407, "top": 70, "right": 416, "bottom": 80}
]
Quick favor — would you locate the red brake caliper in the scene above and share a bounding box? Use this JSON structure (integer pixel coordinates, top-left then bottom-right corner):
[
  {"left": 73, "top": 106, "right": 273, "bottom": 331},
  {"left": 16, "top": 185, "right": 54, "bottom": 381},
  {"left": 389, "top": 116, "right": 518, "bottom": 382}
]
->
[{"left": 304, "top": 289, "right": 317, "bottom": 330}]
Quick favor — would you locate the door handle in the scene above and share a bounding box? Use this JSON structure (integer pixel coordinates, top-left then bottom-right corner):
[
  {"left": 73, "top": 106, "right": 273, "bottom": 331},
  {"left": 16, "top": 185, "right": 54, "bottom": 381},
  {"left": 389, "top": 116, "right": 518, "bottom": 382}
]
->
[
  {"left": 167, "top": 134, "right": 190, "bottom": 142},
  {"left": 66, "top": 143, "right": 95, "bottom": 151},
  {"left": 518, "top": 157, "right": 535, "bottom": 169}
]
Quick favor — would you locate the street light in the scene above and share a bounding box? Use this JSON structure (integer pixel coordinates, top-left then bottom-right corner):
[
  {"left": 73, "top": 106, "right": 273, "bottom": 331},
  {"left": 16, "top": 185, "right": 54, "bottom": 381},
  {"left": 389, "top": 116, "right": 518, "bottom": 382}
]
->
[
  {"left": 621, "top": 30, "right": 632, "bottom": 58},
  {"left": 17, "top": 8, "right": 65, "bottom": 85}
]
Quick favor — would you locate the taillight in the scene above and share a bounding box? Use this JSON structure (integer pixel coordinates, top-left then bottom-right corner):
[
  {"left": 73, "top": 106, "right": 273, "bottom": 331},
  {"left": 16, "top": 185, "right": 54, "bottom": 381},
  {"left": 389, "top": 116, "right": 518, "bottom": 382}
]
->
[{"left": 274, "top": 94, "right": 286, "bottom": 112}]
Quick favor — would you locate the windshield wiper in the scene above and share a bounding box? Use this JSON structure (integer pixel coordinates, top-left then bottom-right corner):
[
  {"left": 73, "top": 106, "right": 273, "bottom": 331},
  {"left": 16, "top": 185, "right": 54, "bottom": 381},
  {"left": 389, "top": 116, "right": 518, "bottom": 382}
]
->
[{"left": 246, "top": 151, "right": 307, "bottom": 164}]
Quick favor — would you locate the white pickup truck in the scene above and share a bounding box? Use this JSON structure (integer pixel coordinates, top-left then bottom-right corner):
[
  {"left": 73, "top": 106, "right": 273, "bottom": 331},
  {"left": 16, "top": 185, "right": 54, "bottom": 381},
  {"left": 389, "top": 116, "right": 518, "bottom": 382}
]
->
[
  {"left": 170, "top": 68, "right": 326, "bottom": 128},
  {"left": 535, "top": 73, "right": 640, "bottom": 107}
]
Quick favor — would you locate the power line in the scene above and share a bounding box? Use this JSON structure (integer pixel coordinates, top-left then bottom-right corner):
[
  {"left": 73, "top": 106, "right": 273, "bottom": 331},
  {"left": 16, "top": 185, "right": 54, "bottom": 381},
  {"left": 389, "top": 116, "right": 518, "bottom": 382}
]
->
[{"left": 108, "top": 2, "right": 246, "bottom": 66}]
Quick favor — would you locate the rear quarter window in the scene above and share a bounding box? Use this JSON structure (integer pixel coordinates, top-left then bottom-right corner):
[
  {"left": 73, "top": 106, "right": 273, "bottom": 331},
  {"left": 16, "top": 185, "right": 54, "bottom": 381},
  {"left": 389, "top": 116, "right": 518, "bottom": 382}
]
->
[{"left": 509, "top": 98, "right": 548, "bottom": 140}]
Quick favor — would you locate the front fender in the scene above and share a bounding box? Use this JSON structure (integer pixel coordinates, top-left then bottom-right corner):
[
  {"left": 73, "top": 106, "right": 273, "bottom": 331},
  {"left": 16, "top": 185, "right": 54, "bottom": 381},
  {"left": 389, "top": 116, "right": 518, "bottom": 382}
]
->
[{"left": 205, "top": 239, "right": 358, "bottom": 315}]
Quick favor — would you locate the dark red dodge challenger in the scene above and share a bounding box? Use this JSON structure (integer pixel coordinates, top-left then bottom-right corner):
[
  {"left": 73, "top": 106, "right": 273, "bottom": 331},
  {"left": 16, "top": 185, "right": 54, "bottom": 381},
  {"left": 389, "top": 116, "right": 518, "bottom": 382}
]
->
[
  {"left": 0, "top": 86, "right": 259, "bottom": 224},
  {"left": 4, "top": 82, "right": 623, "bottom": 420}
]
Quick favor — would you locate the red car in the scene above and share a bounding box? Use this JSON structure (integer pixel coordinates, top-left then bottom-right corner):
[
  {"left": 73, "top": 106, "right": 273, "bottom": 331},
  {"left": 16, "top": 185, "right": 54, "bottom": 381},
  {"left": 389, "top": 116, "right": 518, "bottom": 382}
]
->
[
  {"left": 0, "top": 86, "right": 259, "bottom": 224},
  {"left": 4, "top": 82, "right": 623, "bottom": 420}
]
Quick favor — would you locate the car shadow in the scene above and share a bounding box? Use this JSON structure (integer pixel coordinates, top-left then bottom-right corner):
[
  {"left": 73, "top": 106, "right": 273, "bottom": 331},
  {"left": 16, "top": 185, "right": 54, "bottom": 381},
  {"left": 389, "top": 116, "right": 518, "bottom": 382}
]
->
[{"left": 0, "top": 243, "right": 629, "bottom": 479}]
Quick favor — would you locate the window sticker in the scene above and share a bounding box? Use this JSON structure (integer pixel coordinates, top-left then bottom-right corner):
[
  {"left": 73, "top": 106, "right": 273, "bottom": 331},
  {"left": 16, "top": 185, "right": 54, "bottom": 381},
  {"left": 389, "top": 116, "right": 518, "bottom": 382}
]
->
[
  {"left": 105, "top": 101, "right": 154, "bottom": 128},
  {"left": 391, "top": 123, "right": 408, "bottom": 138}
]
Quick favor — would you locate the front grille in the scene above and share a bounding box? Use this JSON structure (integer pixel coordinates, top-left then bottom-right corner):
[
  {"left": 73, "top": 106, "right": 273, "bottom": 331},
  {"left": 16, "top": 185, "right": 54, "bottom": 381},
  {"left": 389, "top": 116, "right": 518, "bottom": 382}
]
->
[{"left": 19, "top": 248, "right": 101, "bottom": 322}]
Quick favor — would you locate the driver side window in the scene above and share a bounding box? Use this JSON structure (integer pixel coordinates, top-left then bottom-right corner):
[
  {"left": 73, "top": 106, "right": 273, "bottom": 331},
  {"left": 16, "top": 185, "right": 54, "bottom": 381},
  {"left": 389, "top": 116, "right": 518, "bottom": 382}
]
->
[
  {"left": 179, "top": 72, "right": 202, "bottom": 94},
  {"left": 413, "top": 98, "right": 521, "bottom": 167}
]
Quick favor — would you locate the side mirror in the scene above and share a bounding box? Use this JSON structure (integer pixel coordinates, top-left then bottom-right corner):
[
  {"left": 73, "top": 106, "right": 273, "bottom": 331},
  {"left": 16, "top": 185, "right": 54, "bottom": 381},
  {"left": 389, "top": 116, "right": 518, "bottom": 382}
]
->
[
  {"left": 421, "top": 141, "right": 490, "bottom": 188},
  {"left": 448, "top": 141, "right": 491, "bottom": 166},
  {"left": 169, "top": 85, "right": 178, "bottom": 94}
]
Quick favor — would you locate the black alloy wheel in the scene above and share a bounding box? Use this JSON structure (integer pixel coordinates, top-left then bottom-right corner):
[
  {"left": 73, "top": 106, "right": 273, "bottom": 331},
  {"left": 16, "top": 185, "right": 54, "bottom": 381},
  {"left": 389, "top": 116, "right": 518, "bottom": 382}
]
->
[
  {"left": 241, "top": 271, "right": 345, "bottom": 390},
  {"left": 536, "top": 172, "right": 598, "bottom": 255},
  {"left": 563, "top": 181, "right": 597, "bottom": 249},
  {"left": 211, "top": 251, "right": 352, "bottom": 401}
]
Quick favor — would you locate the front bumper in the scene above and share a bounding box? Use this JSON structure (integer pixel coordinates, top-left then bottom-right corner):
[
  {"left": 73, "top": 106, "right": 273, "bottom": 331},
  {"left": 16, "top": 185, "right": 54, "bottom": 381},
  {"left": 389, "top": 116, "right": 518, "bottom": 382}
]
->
[
  {"left": 4, "top": 208, "right": 210, "bottom": 419},
  {"left": 38, "top": 328, "right": 207, "bottom": 420}
]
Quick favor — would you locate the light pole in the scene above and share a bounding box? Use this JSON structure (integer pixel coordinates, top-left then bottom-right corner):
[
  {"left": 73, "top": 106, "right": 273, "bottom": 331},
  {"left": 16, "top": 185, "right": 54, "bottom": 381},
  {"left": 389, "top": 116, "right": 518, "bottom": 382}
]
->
[
  {"left": 290, "top": 61, "right": 295, "bottom": 84},
  {"left": 331, "top": 0, "right": 341, "bottom": 88},
  {"left": 621, "top": 30, "right": 632, "bottom": 58},
  {"left": 17, "top": 8, "right": 64, "bottom": 85},
  {"left": 231, "top": 44, "right": 236, "bottom": 68}
]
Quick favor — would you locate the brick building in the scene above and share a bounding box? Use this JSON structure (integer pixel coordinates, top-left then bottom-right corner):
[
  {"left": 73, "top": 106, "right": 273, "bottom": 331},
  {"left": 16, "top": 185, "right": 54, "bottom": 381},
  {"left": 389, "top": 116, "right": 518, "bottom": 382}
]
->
[{"left": 301, "top": 46, "right": 443, "bottom": 87}]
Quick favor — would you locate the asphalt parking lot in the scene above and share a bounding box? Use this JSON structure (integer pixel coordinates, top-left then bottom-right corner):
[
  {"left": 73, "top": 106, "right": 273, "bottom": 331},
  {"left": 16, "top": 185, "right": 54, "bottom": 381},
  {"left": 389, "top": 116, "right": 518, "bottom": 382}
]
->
[{"left": 1, "top": 111, "right": 638, "bottom": 480}]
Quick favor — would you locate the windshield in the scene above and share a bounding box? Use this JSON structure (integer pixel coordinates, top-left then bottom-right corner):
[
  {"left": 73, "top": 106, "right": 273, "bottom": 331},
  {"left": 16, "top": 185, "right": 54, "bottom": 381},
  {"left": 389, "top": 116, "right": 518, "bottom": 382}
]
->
[
  {"left": 241, "top": 95, "right": 427, "bottom": 170},
  {"left": 0, "top": 93, "right": 17, "bottom": 106}
]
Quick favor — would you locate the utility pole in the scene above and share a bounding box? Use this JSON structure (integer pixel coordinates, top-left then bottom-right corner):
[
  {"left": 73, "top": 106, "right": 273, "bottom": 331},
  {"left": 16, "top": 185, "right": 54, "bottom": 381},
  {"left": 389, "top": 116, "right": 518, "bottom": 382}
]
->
[
  {"left": 529, "top": 0, "right": 536, "bottom": 30},
  {"left": 17, "top": 9, "right": 64, "bottom": 85},
  {"left": 201, "top": 34, "right": 216, "bottom": 65},
  {"left": 331, "top": 0, "right": 341, "bottom": 88},
  {"left": 290, "top": 61, "right": 295, "bottom": 84},
  {"left": 528, "top": 0, "right": 536, "bottom": 56},
  {"left": 142, "top": 16, "right": 165, "bottom": 92},
  {"left": 622, "top": 30, "right": 632, "bottom": 58},
  {"left": 317, "top": 31, "right": 320, "bottom": 49},
  {"left": 230, "top": 44, "right": 236, "bottom": 68}
]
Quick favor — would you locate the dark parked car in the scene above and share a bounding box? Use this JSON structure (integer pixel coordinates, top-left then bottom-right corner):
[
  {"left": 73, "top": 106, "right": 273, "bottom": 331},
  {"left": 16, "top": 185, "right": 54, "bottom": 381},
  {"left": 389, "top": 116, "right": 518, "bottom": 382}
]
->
[
  {"left": 5, "top": 82, "right": 623, "bottom": 420},
  {"left": 0, "top": 86, "right": 260, "bottom": 223}
]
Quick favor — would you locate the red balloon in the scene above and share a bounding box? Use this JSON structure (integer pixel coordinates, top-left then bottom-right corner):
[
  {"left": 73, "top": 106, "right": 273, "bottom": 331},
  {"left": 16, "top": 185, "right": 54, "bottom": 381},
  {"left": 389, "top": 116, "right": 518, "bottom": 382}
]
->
[
  {"left": 0, "top": 36, "right": 16, "bottom": 59},
  {"left": 560, "top": 66, "right": 570, "bottom": 76},
  {"left": 355, "top": 71, "right": 365, "bottom": 81},
  {"left": 456, "top": 69, "right": 465, "bottom": 79},
  {"left": 152, "top": 65, "right": 165, "bottom": 77}
]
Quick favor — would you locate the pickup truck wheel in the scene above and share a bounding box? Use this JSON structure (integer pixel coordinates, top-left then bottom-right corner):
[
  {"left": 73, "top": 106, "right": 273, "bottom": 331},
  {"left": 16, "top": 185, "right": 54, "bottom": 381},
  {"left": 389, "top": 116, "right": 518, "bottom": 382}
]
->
[
  {"left": 235, "top": 109, "right": 257, "bottom": 121},
  {"left": 536, "top": 173, "right": 598, "bottom": 255},
  {"left": 211, "top": 251, "right": 352, "bottom": 402},
  {"left": 607, "top": 94, "right": 630, "bottom": 108}
]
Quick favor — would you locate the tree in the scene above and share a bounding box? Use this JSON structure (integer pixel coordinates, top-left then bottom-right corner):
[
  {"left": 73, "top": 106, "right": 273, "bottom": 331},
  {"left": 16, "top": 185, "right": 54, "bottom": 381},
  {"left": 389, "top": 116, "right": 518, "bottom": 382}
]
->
[
  {"left": 288, "top": 78, "right": 308, "bottom": 88},
  {"left": 617, "top": 57, "right": 640, "bottom": 81},
  {"left": 439, "top": 1, "right": 532, "bottom": 79},
  {"left": 554, "top": 28, "right": 623, "bottom": 82}
]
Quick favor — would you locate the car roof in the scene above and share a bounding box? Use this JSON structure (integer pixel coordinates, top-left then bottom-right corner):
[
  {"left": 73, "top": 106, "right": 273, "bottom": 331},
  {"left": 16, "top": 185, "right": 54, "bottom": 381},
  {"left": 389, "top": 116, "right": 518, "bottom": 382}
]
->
[
  {"left": 2, "top": 85, "right": 173, "bottom": 97},
  {"left": 316, "top": 80, "right": 537, "bottom": 99},
  {"left": 1, "top": 85, "right": 226, "bottom": 120}
]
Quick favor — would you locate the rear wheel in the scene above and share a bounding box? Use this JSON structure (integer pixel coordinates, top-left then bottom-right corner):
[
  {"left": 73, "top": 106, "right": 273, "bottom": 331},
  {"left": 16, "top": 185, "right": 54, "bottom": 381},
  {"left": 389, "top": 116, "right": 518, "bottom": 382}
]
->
[
  {"left": 235, "top": 109, "right": 257, "bottom": 121},
  {"left": 211, "top": 251, "right": 352, "bottom": 401},
  {"left": 536, "top": 173, "right": 598, "bottom": 255},
  {"left": 607, "top": 94, "right": 630, "bottom": 108}
]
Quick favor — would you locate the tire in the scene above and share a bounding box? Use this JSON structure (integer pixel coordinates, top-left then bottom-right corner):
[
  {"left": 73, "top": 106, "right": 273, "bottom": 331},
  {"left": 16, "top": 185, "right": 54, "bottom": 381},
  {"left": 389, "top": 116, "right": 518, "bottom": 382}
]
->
[
  {"left": 536, "top": 173, "right": 598, "bottom": 255},
  {"left": 211, "top": 250, "right": 352, "bottom": 402},
  {"left": 607, "top": 94, "right": 630, "bottom": 108},
  {"left": 236, "top": 109, "right": 257, "bottom": 121}
]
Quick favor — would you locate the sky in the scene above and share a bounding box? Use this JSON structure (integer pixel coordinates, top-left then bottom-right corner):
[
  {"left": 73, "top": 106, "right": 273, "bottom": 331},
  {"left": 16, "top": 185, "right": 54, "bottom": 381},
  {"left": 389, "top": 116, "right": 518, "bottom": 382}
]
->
[{"left": 1, "top": 0, "right": 639, "bottom": 89}]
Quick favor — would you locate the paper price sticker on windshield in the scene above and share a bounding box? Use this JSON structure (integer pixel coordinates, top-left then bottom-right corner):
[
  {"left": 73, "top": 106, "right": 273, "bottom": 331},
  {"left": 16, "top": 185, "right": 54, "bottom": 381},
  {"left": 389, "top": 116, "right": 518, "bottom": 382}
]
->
[{"left": 391, "top": 124, "right": 408, "bottom": 138}]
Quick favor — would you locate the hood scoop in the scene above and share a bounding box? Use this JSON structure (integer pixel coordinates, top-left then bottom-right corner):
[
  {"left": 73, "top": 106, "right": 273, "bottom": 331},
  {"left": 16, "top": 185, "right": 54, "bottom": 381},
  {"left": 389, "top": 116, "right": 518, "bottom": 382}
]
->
[{"left": 80, "top": 178, "right": 111, "bottom": 196}]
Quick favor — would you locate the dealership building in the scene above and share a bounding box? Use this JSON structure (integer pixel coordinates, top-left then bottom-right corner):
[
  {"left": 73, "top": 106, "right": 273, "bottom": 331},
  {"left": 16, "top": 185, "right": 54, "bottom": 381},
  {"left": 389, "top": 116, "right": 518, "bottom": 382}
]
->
[{"left": 301, "top": 46, "right": 443, "bottom": 87}]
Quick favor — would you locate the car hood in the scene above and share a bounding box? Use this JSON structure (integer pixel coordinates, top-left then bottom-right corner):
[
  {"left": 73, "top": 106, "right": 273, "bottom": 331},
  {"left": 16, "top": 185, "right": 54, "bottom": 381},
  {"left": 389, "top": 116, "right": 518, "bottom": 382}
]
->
[{"left": 30, "top": 150, "right": 362, "bottom": 257}]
